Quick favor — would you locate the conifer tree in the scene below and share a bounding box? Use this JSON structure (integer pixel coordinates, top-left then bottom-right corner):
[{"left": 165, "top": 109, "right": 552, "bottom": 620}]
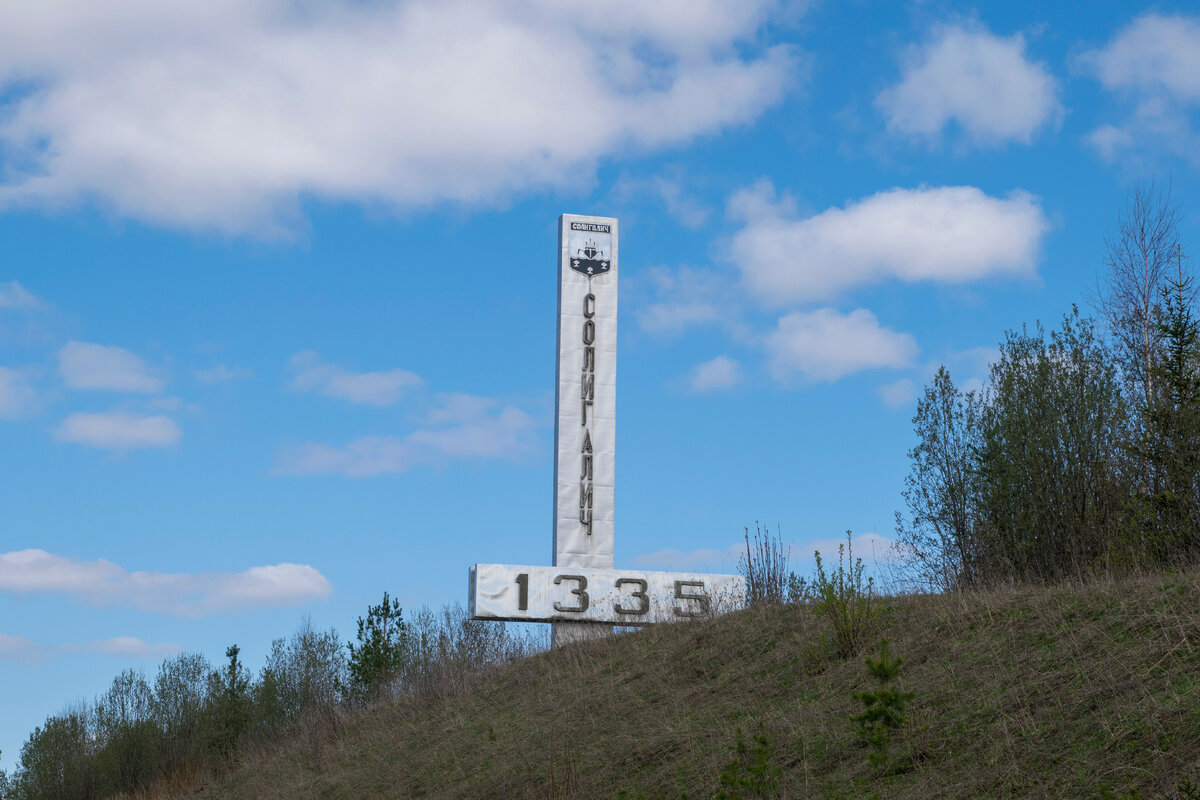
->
[
  {"left": 851, "top": 639, "right": 915, "bottom": 771},
  {"left": 1144, "top": 257, "right": 1200, "bottom": 556},
  {"left": 347, "top": 592, "right": 408, "bottom": 701}
]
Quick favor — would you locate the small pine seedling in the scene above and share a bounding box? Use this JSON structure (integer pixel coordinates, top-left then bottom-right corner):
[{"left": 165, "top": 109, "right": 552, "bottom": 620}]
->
[
  {"left": 716, "top": 724, "right": 782, "bottom": 799},
  {"left": 851, "top": 639, "right": 916, "bottom": 772}
]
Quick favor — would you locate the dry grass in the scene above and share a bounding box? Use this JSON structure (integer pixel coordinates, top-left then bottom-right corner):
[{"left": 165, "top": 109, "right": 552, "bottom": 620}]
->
[{"left": 182, "top": 569, "right": 1200, "bottom": 799}]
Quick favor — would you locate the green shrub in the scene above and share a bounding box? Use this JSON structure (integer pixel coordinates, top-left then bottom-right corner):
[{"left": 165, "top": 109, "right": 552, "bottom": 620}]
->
[{"left": 813, "top": 531, "right": 875, "bottom": 657}]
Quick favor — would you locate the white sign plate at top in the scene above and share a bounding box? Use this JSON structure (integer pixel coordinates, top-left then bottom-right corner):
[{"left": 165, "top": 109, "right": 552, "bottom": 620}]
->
[{"left": 554, "top": 215, "right": 617, "bottom": 571}]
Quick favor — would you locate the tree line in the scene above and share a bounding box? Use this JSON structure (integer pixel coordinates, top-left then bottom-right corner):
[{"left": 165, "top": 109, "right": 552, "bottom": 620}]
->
[
  {"left": 896, "top": 184, "right": 1199, "bottom": 590},
  {"left": 0, "top": 599, "right": 541, "bottom": 800}
]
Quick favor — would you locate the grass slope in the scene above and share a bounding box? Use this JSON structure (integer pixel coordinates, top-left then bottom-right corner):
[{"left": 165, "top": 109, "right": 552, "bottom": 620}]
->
[{"left": 194, "top": 571, "right": 1200, "bottom": 799}]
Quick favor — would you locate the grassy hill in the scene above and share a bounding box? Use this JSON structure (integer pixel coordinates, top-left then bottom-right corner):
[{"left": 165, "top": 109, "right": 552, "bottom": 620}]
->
[{"left": 189, "top": 570, "right": 1200, "bottom": 799}]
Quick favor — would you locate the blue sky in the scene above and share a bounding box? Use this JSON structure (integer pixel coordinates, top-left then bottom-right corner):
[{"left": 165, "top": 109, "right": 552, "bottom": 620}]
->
[{"left": 3, "top": 0, "right": 1200, "bottom": 770}]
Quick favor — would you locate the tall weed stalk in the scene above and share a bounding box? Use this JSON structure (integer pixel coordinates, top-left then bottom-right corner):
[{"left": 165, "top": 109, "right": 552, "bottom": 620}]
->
[{"left": 739, "top": 523, "right": 788, "bottom": 607}]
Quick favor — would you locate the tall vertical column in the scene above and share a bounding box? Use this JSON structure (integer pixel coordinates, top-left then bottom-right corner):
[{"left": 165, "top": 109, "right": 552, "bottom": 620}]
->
[{"left": 552, "top": 214, "right": 617, "bottom": 646}]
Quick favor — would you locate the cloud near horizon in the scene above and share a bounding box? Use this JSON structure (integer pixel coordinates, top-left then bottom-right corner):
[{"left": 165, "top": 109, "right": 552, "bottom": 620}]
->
[
  {"left": 0, "top": 0, "right": 799, "bottom": 235},
  {"left": 727, "top": 181, "right": 1048, "bottom": 304},
  {"left": 0, "top": 549, "right": 333, "bottom": 617},
  {"left": 632, "top": 531, "right": 898, "bottom": 572},
  {"left": 0, "top": 632, "right": 182, "bottom": 665}
]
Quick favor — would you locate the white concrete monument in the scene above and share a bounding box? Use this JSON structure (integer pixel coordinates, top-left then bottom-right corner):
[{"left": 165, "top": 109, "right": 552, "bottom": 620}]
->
[{"left": 469, "top": 215, "right": 745, "bottom": 646}]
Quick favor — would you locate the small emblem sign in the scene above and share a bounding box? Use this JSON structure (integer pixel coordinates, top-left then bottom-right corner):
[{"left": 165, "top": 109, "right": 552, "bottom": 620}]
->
[{"left": 568, "top": 222, "right": 612, "bottom": 276}]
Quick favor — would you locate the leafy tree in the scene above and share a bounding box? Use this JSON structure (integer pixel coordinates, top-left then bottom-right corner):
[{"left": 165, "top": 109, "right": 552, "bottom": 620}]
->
[
  {"left": 93, "top": 669, "right": 158, "bottom": 795},
  {"left": 13, "top": 709, "right": 93, "bottom": 800},
  {"left": 974, "top": 309, "right": 1131, "bottom": 581},
  {"left": 152, "top": 651, "right": 211, "bottom": 768},
  {"left": 898, "top": 308, "right": 1154, "bottom": 584},
  {"left": 895, "top": 366, "right": 981, "bottom": 591},
  {"left": 257, "top": 618, "right": 346, "bottom": 729},
  {"left": 347, "top": 592, "right": 408, "bottom": 701},
  {"left": 401, "top": 603, "right": 539, "bottom": 698}
]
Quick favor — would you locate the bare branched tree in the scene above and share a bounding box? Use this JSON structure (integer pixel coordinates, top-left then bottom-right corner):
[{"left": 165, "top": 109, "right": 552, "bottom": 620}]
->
[
  {"left": 1095, "top": 183, "right": 1184, "bottom": 413},
  {"left": 1094, "top": 183, "right": 1191, "bottom": 493}
]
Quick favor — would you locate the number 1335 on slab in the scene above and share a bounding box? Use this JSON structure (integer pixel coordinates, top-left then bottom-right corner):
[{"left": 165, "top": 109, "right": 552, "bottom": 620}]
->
[{"left": 469, "top": 564, "right": 746, "bottom": 625}]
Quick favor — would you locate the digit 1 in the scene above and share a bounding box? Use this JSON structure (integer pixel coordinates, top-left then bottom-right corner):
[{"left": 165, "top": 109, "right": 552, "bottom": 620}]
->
[{"left": 516, "top": 573, "right": 529, "bottom": 611}]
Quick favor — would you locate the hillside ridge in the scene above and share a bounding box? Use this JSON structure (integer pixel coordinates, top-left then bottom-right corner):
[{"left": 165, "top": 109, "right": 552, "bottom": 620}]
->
[{"left": 192, "top": 569, "right": 1200, "bottom": 799}]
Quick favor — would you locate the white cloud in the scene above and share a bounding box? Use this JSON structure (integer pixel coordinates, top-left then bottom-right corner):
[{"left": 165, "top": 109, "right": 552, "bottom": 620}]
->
[
  {"left": 195, "top": 363, "right": 252, "bottom": 384},
  {"left": 0, "top": 0, "right": 798, "bottom": 234},
  {"left": 613, "top": 170, "right": 711, "bottom": 228},
  {"left": 727, "top": 182, "right": 1048, "bottom": 303},
  {"left": 638, "top": 302, "right": 725, "bottom": 335},
  {"left": 1087, "top": 124, "right": 1136, "bottom": 162},
  {"left": 1081, "top": 14, "right": 1200, "bottom": 101},
  {"left": 0, "top": 367, "right": 37, "bottom": 418},
  {"left": 0, "top": 632, "right": 41, "bottom": 665},
  {"left": 688, "top": 356, "right": 743, "bottom": 392},
  {"left": 937, "top": 345, "right": 998, "bottom": 383},
  {"left": 290, "top": 350, "right": 422, "bottom": 406},
  {"left": 876, "top": 24, "right": 1060, "bottom": 145},
  {"left": 277, "top": 392, "right": 538, "bottom": 476},
  {"left": 55, "top": 412, "right": 181, "bottom": 449},
  {"left": 634, "top": 265, "right": 742, "bottom": 337},
  {"left": 58, "top": 341, "right": 163, "bottom": 393},
  {"left": 83, "top": 637, "right": 184, "bottom": 659},
  {"left": 767, "top": 308, "right": 917, "bottom": 382},
  {"left": 803, "top": 531, "right": 900, "bottom": 565},
  {"left": 1079, "top": 14, "right": 1200, "bottom": 166},
  {"left": 0, "top": 281, "right": 42, "bottom": 309},
  {"left": 878, "top": 346, "right": 997, "bottom": 409},
  {"left": 1, "top": 633, "right": 181, "bottom": 665},
  {"left": 876, "top": 378, "right": 916, "bottom": 407},
  {"left": 0, "top": 549, "right": 333, "bottom": 617}
]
